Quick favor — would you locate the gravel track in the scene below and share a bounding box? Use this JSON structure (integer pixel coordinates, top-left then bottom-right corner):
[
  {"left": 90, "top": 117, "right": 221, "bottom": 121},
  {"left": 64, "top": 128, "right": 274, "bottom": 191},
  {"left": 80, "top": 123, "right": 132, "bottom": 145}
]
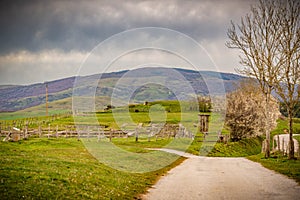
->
[{"left": 142, "top": 149, "right": 300, "bottom": 200}]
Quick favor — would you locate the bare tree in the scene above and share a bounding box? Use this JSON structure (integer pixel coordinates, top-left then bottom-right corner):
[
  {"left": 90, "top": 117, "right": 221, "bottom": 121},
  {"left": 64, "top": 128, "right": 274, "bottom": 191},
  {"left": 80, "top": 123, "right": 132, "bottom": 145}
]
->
[
  {"left": 226, "top": 0, "right": 285, "bottom": 158},
  {"left": 274, "top": 0, "right": 300, "bottom": 159}
]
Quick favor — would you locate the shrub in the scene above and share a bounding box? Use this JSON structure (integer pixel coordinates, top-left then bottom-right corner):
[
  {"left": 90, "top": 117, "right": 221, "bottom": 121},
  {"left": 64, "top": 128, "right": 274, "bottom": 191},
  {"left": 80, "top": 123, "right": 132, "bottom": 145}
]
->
[{"left": 226, "top": 80, "right": 280, "bottom": 141}]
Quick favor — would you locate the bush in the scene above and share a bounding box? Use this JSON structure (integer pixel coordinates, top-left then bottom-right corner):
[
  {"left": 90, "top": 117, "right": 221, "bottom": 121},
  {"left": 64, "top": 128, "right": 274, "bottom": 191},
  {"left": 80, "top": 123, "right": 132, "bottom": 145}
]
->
[{"left": 226, "top": 80, "right": 280, "bottom": 141}]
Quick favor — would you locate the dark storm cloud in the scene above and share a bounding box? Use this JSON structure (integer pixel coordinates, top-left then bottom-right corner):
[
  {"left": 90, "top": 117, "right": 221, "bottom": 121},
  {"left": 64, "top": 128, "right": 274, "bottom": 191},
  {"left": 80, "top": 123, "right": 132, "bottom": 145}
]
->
[
  {"left": 0, "top": 0, "right": 123, "bottom": 53},
  {"left": 0, "top": 0, "right": 253, "bottom": 54},
  {"left": 0, "top": 0, "right": 256, "bottom": 84}
]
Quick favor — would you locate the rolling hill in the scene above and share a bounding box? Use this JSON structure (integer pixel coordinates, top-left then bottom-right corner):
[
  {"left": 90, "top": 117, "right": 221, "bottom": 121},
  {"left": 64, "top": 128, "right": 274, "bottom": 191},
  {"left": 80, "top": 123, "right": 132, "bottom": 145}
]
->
[{"left": 0, "top": 67, "right": 243, "bottom": 116}]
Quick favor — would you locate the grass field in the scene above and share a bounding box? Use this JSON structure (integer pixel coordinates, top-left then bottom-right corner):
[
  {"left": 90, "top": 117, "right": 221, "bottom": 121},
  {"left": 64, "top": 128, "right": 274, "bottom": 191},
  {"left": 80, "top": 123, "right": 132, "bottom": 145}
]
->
[
  {"left": 0, "top": 98, "right": 72, "bottom": 120},
  {"left": 0, "top": 138, "right": 185, "bottom": 199},
  {"left": 1, "top": 132, "right": 264, "bottom": 198},
  {"left": 1, "top": 99, "right": 300, "bottom": 197},
  {"left": 0, "top": 100, "right": 204, "bottom": 129},
  {"left": 248, "top": 153, "right": 300, "bottom": 183},
  {"left": 0, "top": 96, "right": 112, "bottom": 120}
]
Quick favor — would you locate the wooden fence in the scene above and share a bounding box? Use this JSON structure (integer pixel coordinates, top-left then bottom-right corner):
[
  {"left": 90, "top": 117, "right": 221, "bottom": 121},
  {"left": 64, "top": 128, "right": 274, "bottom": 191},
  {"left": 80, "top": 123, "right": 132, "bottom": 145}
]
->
[
  {"left": 271, "top": 135, "right": 300, "bottom": 157},
  {"left": 0, "top": 123, "right": 199, "bottom": 143}
]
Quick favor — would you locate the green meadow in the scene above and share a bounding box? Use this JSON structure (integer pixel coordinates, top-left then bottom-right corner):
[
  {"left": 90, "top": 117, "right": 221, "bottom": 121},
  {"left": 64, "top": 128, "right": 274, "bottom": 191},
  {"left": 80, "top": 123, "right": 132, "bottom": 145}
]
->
[
  {"left": 0, "top": 138, "right": 185, "bottom": 199},
  {"left": 1, "top": 100, "right": 300, "bottom": 199}
]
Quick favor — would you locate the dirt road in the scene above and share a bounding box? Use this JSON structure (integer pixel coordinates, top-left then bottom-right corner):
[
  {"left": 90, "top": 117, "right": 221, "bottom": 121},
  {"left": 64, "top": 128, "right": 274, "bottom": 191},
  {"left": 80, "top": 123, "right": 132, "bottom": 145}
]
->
[{"left": 143, "top": 150, "right": 300, "bottom": 200}]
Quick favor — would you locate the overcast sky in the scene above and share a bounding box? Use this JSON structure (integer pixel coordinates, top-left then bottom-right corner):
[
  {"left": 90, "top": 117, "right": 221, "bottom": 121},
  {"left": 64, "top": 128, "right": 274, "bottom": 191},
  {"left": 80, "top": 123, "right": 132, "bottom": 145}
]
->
[{"left": 0, "top": 0, "right": 257, "bottom": 85}]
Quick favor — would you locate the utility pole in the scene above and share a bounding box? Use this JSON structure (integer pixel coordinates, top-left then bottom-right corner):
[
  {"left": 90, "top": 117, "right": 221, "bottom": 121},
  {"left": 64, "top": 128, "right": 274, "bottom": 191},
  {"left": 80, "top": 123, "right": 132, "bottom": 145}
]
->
[{"left": 45, "top": 82, "right": 48, "bottom": 117}]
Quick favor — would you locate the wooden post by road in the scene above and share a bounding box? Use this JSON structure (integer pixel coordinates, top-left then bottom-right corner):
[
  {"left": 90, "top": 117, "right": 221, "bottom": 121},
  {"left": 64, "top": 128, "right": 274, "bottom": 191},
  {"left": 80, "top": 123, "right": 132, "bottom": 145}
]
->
[
  {"left": 282, "top": 137, "right": 285, "bottom": 156},
  {"left": 277, "top": 135, "right": 280, "bottom": 151},
  {"left": 199, "top": 114, "right": 209, "bottom": 133}
]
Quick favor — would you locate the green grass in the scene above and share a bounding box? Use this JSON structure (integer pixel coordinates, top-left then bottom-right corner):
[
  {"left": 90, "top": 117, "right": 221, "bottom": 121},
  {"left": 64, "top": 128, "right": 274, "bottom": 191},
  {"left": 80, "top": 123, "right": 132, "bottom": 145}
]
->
[
  {"left": 189, "top": 117, "right": 300, "bottom": 158},
  {"left": 0, "top": 100, "right": 215, "bottom": 147},
  {"left": 294, "top": 135, "right": 300, "bottom": 143},
  {"left": 0, "top": 100, "right": 203, "bottom": 129},
  {"left": 0, "top": 98, "right": 72, "bottom": 120},
  {"left": 246, "top": 118, "right": 300, "bottom": 184},
  {"left": 0, "top": 138, "right": 185, "bottom": 199},
  {"left": 110, "top": 133, "right": 263, "bottom": 158},
  {"left": 0, "top": 96, "right": 113, "bottom": 120},
  {"left": 113, "top": 137, "right": 196, "bottom": 154},
  {"left": 205, "top": 137, "right": 263, "bottom": 157},
  {"left": 3, "top": 99, "right": 300, "bottom": 196},
  {"left": 248, "top": 153, "right": 300, "bottom": 183},
  {"left": 271, "top": 118, "right": 300, "bottom": 138},
  {"left": 122, "top": 100, "right": 205, "bottom": 113}
]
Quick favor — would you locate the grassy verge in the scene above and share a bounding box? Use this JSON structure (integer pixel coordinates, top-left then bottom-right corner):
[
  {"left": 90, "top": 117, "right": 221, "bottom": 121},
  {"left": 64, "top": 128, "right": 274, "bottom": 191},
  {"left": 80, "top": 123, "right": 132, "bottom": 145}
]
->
[
  {"left": 248, "top": 153, "right": 300, "bottom": 183},
  {"left": 112, "top": 134, "right": 263, "bottom": 158},
  {"left": 206, "top": 137, "right": 263, "bottom": 157},
  {"left": 0, "top": 138, "right": 185, "bottom": 199},
  {"left": 246, "top": 119, "right": 300, "bottom": 184},
  {"left": 112, "top": 137, "right": 197, "bottom": 157},
  {"left": 271, "top": 118, "right": 300, "bottom": 138}
]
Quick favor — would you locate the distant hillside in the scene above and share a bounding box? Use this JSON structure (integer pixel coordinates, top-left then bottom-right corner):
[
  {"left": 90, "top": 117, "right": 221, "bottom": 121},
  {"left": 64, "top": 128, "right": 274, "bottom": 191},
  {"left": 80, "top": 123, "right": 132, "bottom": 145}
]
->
[{"left": 0, "top": 67, "right": 243, "bottom": 112}]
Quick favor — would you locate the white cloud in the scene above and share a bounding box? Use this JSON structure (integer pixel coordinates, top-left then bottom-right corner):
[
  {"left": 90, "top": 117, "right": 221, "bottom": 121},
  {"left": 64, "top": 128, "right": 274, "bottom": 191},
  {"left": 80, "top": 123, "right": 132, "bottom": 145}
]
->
[{"left": 0, "top": 50, "right": 85, "bottom": 85}]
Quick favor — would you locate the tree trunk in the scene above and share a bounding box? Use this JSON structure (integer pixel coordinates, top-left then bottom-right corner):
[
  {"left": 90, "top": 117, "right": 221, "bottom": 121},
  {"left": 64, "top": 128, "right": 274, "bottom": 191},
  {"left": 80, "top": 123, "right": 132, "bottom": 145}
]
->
[
  {"left": 264, "top": 91, "right": 271, "bottom": 158},
  {"left": 288, "top": 110, "right": 295, "bottom": 159}
]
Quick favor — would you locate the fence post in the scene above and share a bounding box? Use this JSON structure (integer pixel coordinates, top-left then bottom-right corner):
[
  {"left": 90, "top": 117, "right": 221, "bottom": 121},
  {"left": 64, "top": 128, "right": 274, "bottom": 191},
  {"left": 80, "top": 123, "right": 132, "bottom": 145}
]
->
[
  {"left": 109, "top": 129, "right": 112, "bottom": 142},
  {"left": 77, "top": 127, "right": 80, "bottom": 141},
  {"left": 24, "top": 121, "right": 28, "bottom": 139},
  {"left": 48, "top": 124, "right": 50, "bottom": 139},
  {"left": 66, "top": 126, "right": 68, "bottom": 138},
  {"left": 97, "top": 127, "right": 100, "bottom": 142},
  {"left": 282, "top": 137, "right": 285, "bottom": 156},
  {"left": 38, "top": 124, "right": 41, "bottom": 137},
  {"left": 135, "top": 127, "right": 139, "bottom": 142},
  {"left": 8, "top": 126, "right": 11, "bottom": 141},
  {"left": 87, "top": 126, "right": 90, "bottom": 141},
  {"left": 56, "top": 125, "right": 58, "bottom": 138},
  {"left": 277, "top": 135, "right": 280, "bottom": 151}
]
